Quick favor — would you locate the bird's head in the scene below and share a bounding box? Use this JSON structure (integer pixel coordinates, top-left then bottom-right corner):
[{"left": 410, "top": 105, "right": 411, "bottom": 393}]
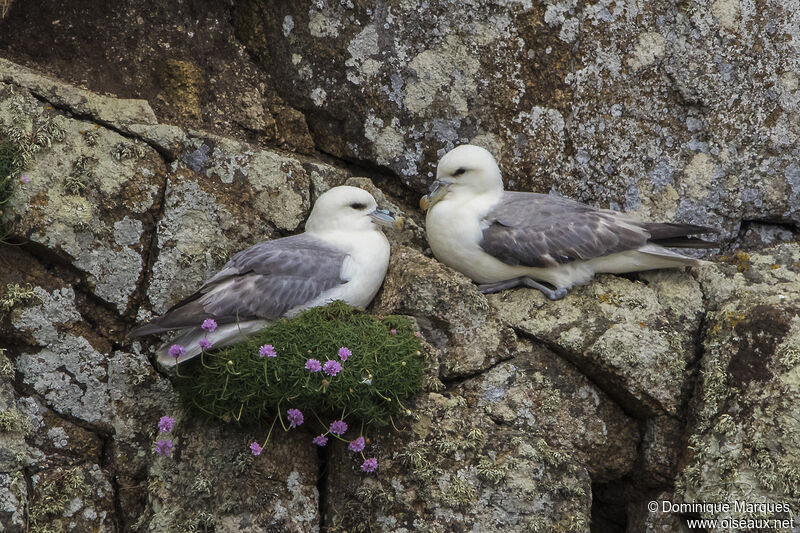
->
[
  {"left": 420, "top": 145, "right": 504, "bottom": 210},
  {"left": 306, "top": 186, "right": 403, "bottom": 234}
]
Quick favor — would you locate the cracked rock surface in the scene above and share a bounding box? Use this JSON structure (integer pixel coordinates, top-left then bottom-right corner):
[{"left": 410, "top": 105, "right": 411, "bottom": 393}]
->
[{"left": 0, "top": 0, "right": 799, "bottom": 531}]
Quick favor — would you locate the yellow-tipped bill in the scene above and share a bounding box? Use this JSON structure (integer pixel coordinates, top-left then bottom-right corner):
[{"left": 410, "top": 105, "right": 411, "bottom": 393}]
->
[
  {"left": 420, "top": 180, "right": 448, "bottom": 211},
  {"left": 370, "top": 208, "right": 404, "bottom": 230}
]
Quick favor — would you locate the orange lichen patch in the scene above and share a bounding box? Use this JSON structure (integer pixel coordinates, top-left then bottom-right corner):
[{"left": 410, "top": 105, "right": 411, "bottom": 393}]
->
[
  {"left": 725, "top": 311, "right": 747, "bottom": 327},
  {"left": 771, "top": 264, "right": 781, "bottom": 270},
  {"left": 711, "top": 311, "right": 748, "bottom": 334},
  {"left": 597, "top": 292, "right": 624, "bottom": 306},
  {"left": 723, "top": 251, "right": 752, "bottom": 272}
]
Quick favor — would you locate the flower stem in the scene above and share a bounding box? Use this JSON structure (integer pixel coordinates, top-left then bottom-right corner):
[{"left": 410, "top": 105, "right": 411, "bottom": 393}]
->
[
  {"left": 262, "top": 416, "right": 278, "bottom": 447},
  {"left": 276, "top": 400, "right": 288, "bottom": 431}
]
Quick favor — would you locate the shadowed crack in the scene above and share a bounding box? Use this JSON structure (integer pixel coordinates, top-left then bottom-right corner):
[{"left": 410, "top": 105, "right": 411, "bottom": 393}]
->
[
  {"left": 7, "top": 240, "right": 129, "bottom": 334},
  {"left": 100, "top": 433, "right": 126, "bottom": 532},
  {"left": 316, "top": 443, "right": 329, "bottom": 531},
  {"left": 440, "top": 354, "right": 516, "bottom": 389},
  {"left": 127, "top": 164, "right": 169, "bottom": 328},
  {"left": 25, "top": 89, "right": 177, "bottom": 162}
]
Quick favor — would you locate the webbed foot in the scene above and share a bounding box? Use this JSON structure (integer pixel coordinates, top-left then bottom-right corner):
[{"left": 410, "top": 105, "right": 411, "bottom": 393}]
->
[
  {"left": 521, "top": 277, "right": 568, "bottom": 300},
  {"left": 478, "top": 277, "right": 568, "bottom": 300},
  {"left": 478, "top": 277, "right": 526, "bottom": 294}
]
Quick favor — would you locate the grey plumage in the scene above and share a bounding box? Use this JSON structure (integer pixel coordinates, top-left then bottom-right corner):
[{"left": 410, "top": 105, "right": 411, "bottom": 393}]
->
[
  {"left": 423, "top": 144, "right": 720, "bottom": 300},
  {"left": 479, "top": 192, "right": 717, "bottom": 269},
  {"left": 129, "top": 234, "right": 346, "bottom": 337}
]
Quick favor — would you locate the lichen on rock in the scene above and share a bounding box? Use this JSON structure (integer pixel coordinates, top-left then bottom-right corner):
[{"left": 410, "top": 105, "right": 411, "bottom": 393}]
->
[{"left": 1, "top": 0, "right": 800, "bottom": 528}]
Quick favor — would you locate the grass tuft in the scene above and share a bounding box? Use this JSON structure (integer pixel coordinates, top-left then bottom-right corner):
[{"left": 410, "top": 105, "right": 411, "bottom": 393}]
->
[
  {"left": 0, "top": 142, "right": 19, "bottom": 208},
  {"left": 172, "top": 301, "right": 426, "bottom": 428}
]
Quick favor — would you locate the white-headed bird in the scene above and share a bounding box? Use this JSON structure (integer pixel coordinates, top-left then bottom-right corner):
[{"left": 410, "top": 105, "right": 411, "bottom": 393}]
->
[
  {"left": 421, "top": 145, "right": 717, "bottom": 300},
  {"left": 131, "top": 185, "right": 402, "bottom": 367}
]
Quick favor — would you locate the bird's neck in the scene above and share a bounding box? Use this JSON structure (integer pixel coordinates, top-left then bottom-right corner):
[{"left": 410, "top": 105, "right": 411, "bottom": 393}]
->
[
  {"left": 307, "top": 227, "right": 387, "bottom": 250},
  {"left": 446, "top": 185, "right": 503, "bottom": 210}
]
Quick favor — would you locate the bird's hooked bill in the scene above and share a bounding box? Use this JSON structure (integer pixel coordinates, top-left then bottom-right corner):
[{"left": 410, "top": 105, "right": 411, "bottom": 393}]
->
[
  {"left": 420, "top": 180, "right": 448, "bottom": 211},
  {"left": 370, "top": 208, "right": 405, "bottom": 230}
]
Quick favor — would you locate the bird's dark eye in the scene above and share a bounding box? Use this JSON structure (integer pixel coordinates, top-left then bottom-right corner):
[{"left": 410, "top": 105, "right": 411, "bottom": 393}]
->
[
  {"left": 453, "top": 167, "right": 467, "bottom": 176},
  {"left": 350, "top": 202, "right": 367, "bottom": 210}
]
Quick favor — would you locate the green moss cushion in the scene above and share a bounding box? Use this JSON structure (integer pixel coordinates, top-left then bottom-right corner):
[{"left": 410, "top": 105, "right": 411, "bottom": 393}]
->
[{"left": 173, "top": 301, "right": 426, "bottom": 428}]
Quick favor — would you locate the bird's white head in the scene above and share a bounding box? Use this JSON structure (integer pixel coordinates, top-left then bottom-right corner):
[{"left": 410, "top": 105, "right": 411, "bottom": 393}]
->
[
  {"left": 421, "top": 145, "right": 504, "bottom": 210},
  {"left": 305, "top": 185, "right": 402, "bottom": 234}
]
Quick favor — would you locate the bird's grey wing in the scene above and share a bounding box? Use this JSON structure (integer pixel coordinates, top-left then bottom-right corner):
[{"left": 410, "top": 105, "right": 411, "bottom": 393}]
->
[
  {"left": 479, "top": 192, "right": 650, "bottom": 268},
  {"left": 129, "top": 234, "right": 347, "bottom": 336}
]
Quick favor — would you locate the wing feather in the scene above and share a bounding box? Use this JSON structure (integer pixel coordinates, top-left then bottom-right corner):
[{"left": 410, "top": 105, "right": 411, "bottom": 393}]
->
[
  {"left": 130, "top": 234, "right": 347, "bottom": 336},
  {"left": 479, "top": 192, "right": 651, "bottom": 268}
]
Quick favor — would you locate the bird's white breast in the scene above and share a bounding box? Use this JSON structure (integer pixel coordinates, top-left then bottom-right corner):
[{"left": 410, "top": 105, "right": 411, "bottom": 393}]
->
[
  {"left": 425, "top": 190, "right": 522, "bottom": 284},
  {"left": 289, "top": 229, "right": 390, "bottom": 314}
]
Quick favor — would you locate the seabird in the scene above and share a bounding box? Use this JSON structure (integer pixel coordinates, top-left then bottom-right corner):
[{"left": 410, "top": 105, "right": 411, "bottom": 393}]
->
[
  {"left": 130, "top": 185, "right": 402, "bottom": 367},
  {"left": 420, "top": 145, "right": 717, "bottom": 300}
]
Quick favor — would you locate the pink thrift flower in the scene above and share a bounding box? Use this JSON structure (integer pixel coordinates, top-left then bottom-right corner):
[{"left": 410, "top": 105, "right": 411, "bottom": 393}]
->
[
  {"left": 330, "top": 420, "right": 348, "bottom": 435},
  {"left": 305, "top": 359, "right": 322, "bottom": 372},
  {"left": 390, "top": 329, "right": 397, "bottom": 335},
  {"left": 198, "top": 338, "right": 212, "bottom": 350},
  {"left": 201, "top": 318, "right": 218, "bottom": 332},
  {"left": 250, "top": 442, "right": 263, "bottom": 456},
  {"left": 323, "top": 360, "right": 342, "bottom": 376},
  {"left": 155, "top": 439, "right": 173, "bottom": 456},
  {"left": 348, "top": 437, "right": 365, "bottom": 452},
  {"left": 361, "top": 457, "right": 378, "bottom": 473},
  {"left": 287, "top": 409, "right": 304, "bottom": 428},
  {"left": 259, "top": 344, "right": 277, "bottom": 358},
  {"left": 158, "top": 416, "right": 175, "bottom": 433},
  {"left": 168, "top": 344, "right": 185, "bottom": 359},
  {"left": 313, "top": 435, "right": 328, "bottom": 447},
  {"left": 338, "top": 347, "right": 351, "bottom": 361}
]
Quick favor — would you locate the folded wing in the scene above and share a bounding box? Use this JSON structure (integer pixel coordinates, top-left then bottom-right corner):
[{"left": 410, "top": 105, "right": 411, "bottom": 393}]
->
[
  {"left": 480, "top": 192, "right": 716, "bottom": 268},
  {"left": 130, "top": 234, "right": 347, "bottom": 336}
]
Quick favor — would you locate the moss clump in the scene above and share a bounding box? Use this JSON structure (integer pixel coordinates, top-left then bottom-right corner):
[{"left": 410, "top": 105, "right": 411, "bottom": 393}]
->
[
  {"left": 28, "top": 467, "right": 88, "bottom": 532},
  {"left": 0, "top": 407, "right": 27, "bottom": 433},
  {"left": 0, "top": 282, "right": 40, "bottom": 316},
  {"left": 173, "top": 301, "right": 426, "bottom": 428},
  {"left": 0, "top": 141, "right": 20, "bottom": 213},
  {"left": 0, "top": 348, "right": 13, "bottom": 378}
]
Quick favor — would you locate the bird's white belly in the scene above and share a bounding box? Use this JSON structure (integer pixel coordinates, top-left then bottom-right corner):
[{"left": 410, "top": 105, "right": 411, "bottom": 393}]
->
[
  {"left": 426, "top": 199, "right": 599, "bottom": 288},
  {"left": 426, "top": 200, "right": 527, "bottom": 284},
  {"left": 287, "top": 231, "right": 390, "bottom": 315}
]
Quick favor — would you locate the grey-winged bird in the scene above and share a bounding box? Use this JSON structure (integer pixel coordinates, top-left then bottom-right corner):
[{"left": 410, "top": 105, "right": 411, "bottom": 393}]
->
[
  {"left": 421, "top": 145, "right": 717, "bottom": 300},
  {"left": 131, "top": 185, "right": 402, "bottom": 367}
]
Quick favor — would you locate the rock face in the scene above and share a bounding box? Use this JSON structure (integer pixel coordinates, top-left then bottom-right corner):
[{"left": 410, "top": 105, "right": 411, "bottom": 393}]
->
[
  {"left": 675, "top": 246, "right": 800, "bottom": 523},
  {"left": 0, "top": 0, "right": 799, "bottom": 530},
  {"left": 233, "top": 0, "right": 800, "bottom": 242}
]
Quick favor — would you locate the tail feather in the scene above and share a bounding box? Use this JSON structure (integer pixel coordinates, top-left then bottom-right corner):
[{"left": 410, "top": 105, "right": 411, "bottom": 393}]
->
[
  {"left": 648, "top": 236, "right": 719, "bottom": 249},
  {"left": 642, "top": 222, "right": 718, "bottom": 240},
  {"left": 155, "top": 320, "right": 269, "bottom": 368},
  {"left": 642, "top": 222, "right": 719, "bottom": 249},
  {"left": 637, "top": 244, "right": 702, "bottom": 266},
  {"left": 128, "top": 299, "right": 223, "bottom": 338}
]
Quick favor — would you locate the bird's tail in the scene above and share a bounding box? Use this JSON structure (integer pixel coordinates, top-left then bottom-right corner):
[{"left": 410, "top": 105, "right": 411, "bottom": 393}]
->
[
  {"left": 155, "top": 319, "right": 269, "bottom": 368},
  {"left": 642, "top": 222, "right": 719, "bottom": 249},
  {"left": 636, "top": 244, "right": 704, "bottom": 267}
]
